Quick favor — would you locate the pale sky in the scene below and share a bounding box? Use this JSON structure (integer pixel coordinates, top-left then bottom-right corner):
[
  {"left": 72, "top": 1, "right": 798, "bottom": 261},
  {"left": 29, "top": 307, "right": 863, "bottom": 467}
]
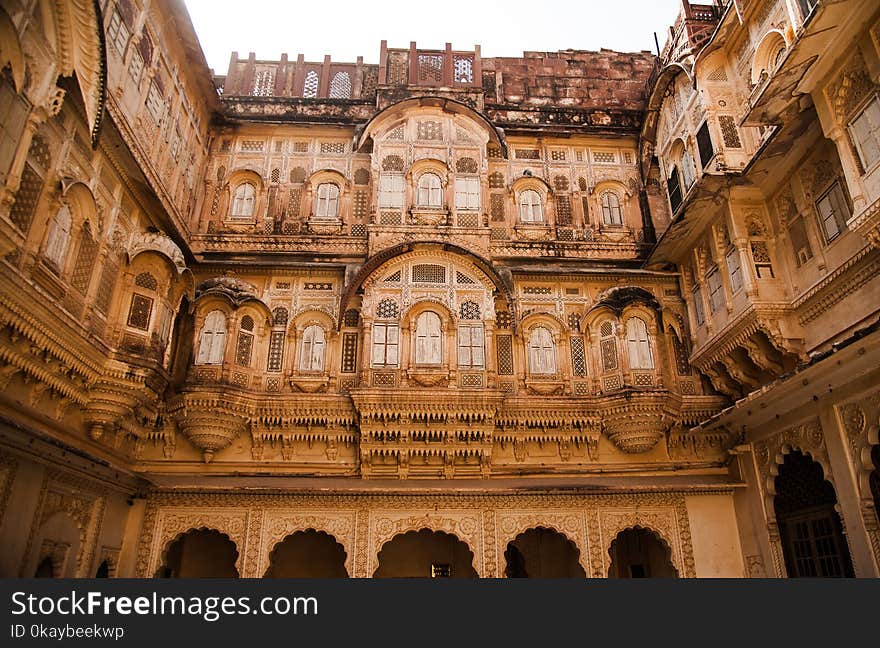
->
[{"left": 184, "top": 0, "right": 684, "bottom": 74}]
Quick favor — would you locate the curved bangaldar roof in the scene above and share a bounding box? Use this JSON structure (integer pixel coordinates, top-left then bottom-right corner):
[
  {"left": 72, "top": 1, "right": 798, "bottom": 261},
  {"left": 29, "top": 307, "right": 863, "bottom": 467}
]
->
[{"left": 354, "top": 95, "right": 508, "bottom": 156}]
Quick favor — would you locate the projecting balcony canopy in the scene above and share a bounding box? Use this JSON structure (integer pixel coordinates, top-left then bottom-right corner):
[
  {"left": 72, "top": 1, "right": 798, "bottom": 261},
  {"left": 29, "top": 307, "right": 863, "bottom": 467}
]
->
[{"left": 354, "top": 96, "right": 508, "bottom": 156}]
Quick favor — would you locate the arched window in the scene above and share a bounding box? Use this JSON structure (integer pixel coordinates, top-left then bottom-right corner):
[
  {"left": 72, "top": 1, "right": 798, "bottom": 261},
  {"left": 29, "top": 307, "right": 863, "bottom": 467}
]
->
[
  {"left": 44, "top": 204, "right": 72, "bottom": 269},
  {"left": 417, "top": 173, "right": 442, "bottom": 207},
  {"left": 315, "top": 183, "right": 340, "bottom": 219},
  {"left": 414, "top": 311, "right": 442, "bottom": 365},
  {"left": 231, "top": 183, "right": 256, "bottom": 218},
  {"left": 519, "top": 190, "right": 543, "bottom": 223},
  {"left": 196, "top": 310, "right": 227, "bottom": 365},
  {"left": 528, "top": 327, "right": 556, "bottom": 374},
  {"left": 299, "top": 325, "right": 326, "bottom": 371},
  {"left": 626, "top": 317, "right": 654, "bottom": 369},
  {"left": 601, "top": 192, "right": 623, "bottom": 226},
  {"left": 681, "top": 149, "right": 696, "bottom": 190},
  {"left": 329, "top": 72, "right": 352, "bottom": 99}
]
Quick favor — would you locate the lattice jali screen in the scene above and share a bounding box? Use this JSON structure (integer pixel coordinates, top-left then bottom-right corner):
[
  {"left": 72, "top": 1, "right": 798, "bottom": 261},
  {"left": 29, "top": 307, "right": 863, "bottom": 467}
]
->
[
  {"left": 496, "top": 335, "right": 514, "bottom": 375},
  {"left": 235, "top": 332, "right": 253, "bottom": 366},
  {"left": 387, "top": 52, "right": 409, "bottom": 85},
  {"left": 601, "top": 338, "right": 618, "bottom": 372},
  {"left": 70, "top": 228, "right": 98, "bottom": 294},
  {"left": 341, "top": 332, "right": 358, "bottom": 373},
  {"left": 556, "top": 196, "right": 572, "bottom": 225},
  {"left": 372, "top": 371, "right": 397, "bottom": 387},
  {"left": 456, "top": 213, "right": 480, "bottom": 228},
  {"left": 126, "top": 294, "right": 153, "bottom": 331},
  {"left": 490, "top": 194, "right": 505, "bottom": 222},
  {"left": 412, "top": 264, "right": 446, "bottom": 283},
  {"left": 376, "top": 299, "right": 399, "bottom": 319},
  {"left": 570, "top": 336, "right": 587, "bottom": 377},
  {"left": 343, "top": 309, "right": 360, "bottom": 327},
  {"left": 417, "top": 54, "right": 443, "bottom": 83},
  {"left": 417, "top": 121, "right": 442, "bottom": 140},
  {"left": 382, "top": 155, "right": 405, "bottom": 171},
  {"left": 456, "top": 157, "right": 478, "bottom": 174},
  {"left": 329, "top": 72, "right": 352, "bottom": 99},
  {"left": 459, "top": 301, "right": 481, "bottom": 320},
  {"left": 460, "top": 373, "right": 483, "bottom": 388},
  {"left": 353, "top": 190, "right": 368, "bottom": 219},
  {"left": 379, "top": 210, "right": 402, "bottom": 225},
  {"left": 453, "top": 55, "right": 474, "bottom": 83},
  {"left": 267, "top": 331, "right": 285, "bottom": 372}
]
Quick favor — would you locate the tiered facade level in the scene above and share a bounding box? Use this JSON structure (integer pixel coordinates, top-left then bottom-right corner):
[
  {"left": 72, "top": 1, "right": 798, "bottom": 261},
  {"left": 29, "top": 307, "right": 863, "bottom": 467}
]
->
[{"left": 0, "top": 0, "right": 878, "bottom": 578}]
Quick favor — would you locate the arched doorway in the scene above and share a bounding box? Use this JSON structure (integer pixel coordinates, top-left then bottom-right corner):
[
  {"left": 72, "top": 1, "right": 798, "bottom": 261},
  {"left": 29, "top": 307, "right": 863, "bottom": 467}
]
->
[
  {"left": 95, "top": 560, "right": 110, "bottom": 578},
  {"left": 373, "top": 529, "right": 478, "bottom": 578},
  {"left": 34, "top": 557, "right": 54, "bottom": 578},
  {"left": 608, "top": 527, "right": 678, "bottom": 578},
  {"left": 504, "top": 527, "right": 585, "bottom": 577},
  {"left": 156, "top": 529, "right": 239, "bottom": 578},
  {"left": 264, "top": 530, "right": 348, "bottom": 577},
  {"left": 774, "top": 450, "right": 854, "bottom": 578}
]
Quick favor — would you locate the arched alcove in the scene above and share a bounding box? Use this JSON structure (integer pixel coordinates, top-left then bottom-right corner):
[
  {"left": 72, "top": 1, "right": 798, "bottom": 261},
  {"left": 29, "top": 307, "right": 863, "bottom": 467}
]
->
[
  {"left": 264, "top": 530, "right": 348, "bottom": 578},
  {"left": 504, "top": 527, "right": 585, "bottom": 578},
  {"left": 774, "top": 450, "right": 854, "bottom": 577},
  {"left": 608, "top": 527, "right": 678, "bottom": 578},
  {"left": 373, "top": 529, "right": 477, "bottom": 578},
  {"left": 156, "top": 529, "right": 239, "bottom": 578}
]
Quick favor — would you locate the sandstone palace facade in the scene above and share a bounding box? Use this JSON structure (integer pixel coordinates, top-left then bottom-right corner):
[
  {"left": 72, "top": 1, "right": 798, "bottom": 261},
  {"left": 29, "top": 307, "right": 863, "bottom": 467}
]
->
[{"left": 0, "top": 0, "right": 878, "bottom": 579}]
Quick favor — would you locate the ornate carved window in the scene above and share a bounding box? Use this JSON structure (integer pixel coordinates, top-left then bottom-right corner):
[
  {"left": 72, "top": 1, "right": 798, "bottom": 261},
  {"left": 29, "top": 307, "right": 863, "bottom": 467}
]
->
[
  {"left": 378, "top": 174, "right": 405, "bottom": 208},
  {"left": 454, "top": 177, "right": 480, "bottom": 210},
  {"left": 314, "top": 183, "right": 340, "bottom": 219},
  {"left": 692, "top": 285, "right": 706, "bottom": 325},
  {"left": 417, "top": 173, "right": 443, "bottom": 207},
  {"left": 601, "top": 191, "right": 623, "bottom": 226},
  {"left": 299, "top": 325, "right": 326, "bottom": 371},
  {"left": 815, "top": 181, "right": 850, "bottom": 243},
  {"left": 600, "top": 321, "right": 618, "bottom": 372},
  {"left": 231, "top": 182, "right": 256, "bottom": 219},
  {"left": 44, "top": 204, "right": 72, "bottom": 270},
  {"left": 849, "top": 95, "right": 880, "bottom": 172},
  {"left": 667, "top": 167, "right": 682, "bottom": 213},
  {"left": 371, "top": 323, "right": 399, "bottom": 367},
  {"left": 196, "top": 310, "right": 227, "bottom": 365},
  {"left": 681, "top": 149, "right": 696, "bottom": 189},
  {"left": 127, "top": 294, "right": 153, "bottom": 331},
  {"left": 696, "top": 121, "right": 714, "bottom": 168},
  {"left": 706, "top": 267, "right": 725, "bottom": 313},
  {"left": 457, "top": 323, "right": 484, "bottom": 368},
  {"left": 518, "top": 190, "right": 543, "bottom": 223},
  {"left": 626, "top": 317, "right": 654, "bottom": 369},
  {"left": 726, "top": 247, "right": 743, "bottom": 293},
  {"left": 235, "top": 316, "right": 254, "bottom": 367},
  {"left": 415, "top": 311, "right": 442, "bottom": 365},
  {"left": 107, "top": 10, "right": 130, "bottom": 56},
  {"left": 527, "top": 327, "right": 556, "bottom": 375}
]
